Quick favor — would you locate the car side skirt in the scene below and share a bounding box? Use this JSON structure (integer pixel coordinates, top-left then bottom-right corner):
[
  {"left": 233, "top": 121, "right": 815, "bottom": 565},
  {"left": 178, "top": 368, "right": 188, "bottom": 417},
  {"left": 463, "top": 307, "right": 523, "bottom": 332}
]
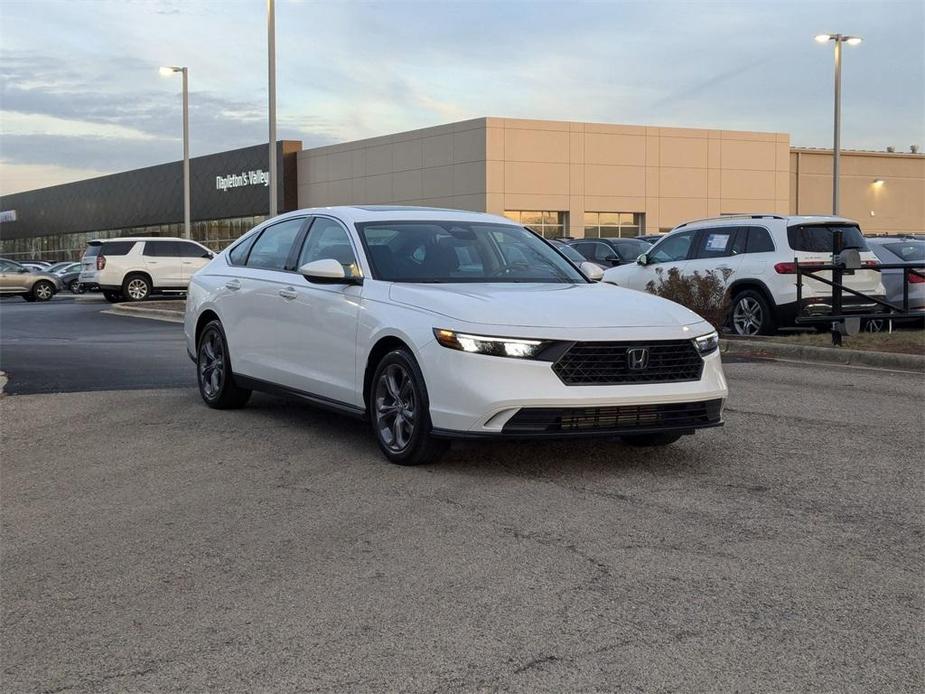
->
[{"left": 232, "top": 374, "right": 367, "bottom": 420}]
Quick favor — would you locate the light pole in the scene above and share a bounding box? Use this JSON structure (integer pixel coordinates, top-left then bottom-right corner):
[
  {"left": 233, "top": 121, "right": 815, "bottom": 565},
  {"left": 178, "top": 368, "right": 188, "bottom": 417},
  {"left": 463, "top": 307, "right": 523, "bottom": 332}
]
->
[
  {"left": 267, "top": 0, "right": 278, "bottom": 218},
  {"left": 160, "top": 65, "right": 191, "bottom": 239},
  {"left": 814, "top": 33, "right": 862, "bottom": 215}
]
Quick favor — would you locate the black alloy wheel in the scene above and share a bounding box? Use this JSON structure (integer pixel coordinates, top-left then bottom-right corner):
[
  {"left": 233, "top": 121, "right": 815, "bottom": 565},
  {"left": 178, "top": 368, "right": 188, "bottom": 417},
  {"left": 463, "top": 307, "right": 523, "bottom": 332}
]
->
[
  {"left": 370, "top": 350, "right": 448, "bottom": 465},
  {"left": 197, "top": 321, "right": 251, "bottom": 409}
]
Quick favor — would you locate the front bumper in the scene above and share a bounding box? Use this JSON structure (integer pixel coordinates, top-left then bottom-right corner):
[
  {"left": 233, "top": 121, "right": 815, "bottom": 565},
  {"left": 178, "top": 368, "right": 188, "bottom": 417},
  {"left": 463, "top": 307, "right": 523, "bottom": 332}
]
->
[{"left": 419, "top": 340, "right": 728, "bottom": 436}]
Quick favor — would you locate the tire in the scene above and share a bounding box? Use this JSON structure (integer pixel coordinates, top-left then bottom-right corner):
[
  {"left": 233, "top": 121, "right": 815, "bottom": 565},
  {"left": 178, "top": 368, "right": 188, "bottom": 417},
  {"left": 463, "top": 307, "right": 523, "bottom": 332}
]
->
[
  {"left": 103, "top": 290, "right": 123, "bottom": 303},
  {"left": 69, "top": 280, "right": 83, "bottom": 294},
  {"left": 31, "top": 280, "right": 55, "bottom": 302},
  {"left": 622, "top": 432, "right": 684, "bottom": 447},
  {"left": 122, "top": 274, "right": 151, "bottom": 302},
  {"left": 369, "top": 349, "right": 449, "bottom": 465},
  {"left": 197, "top": 320, "right": 251, "bottom": 409},
  {"left": 730, "top": 289, "right": 776, "bottom": 336},
  {"left": 862, "top": 318, "right": 885, "bottom": 333}
]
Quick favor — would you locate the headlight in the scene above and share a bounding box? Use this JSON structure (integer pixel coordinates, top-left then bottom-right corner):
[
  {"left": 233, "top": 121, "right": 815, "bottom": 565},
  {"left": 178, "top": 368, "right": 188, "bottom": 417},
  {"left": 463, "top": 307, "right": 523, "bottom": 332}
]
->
[
  {"left": 693, "top": 330, "right": 719, "bottom": 355},
  {"left": 433, "top": 328, "right": 550, "bottom": 359}
]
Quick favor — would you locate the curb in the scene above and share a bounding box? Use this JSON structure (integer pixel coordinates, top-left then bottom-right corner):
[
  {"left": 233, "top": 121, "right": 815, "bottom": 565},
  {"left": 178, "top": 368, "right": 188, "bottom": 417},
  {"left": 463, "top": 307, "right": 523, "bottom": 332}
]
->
[
  {"left": 104, "top": 305, "right": 184, "bottom": 324},
  {"left": 722, "top": 338, "right": 925, "bottom": 372}
]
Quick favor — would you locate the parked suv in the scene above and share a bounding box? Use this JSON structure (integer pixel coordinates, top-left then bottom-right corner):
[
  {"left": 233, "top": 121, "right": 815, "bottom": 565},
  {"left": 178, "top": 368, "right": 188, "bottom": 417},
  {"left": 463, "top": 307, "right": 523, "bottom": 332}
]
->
[
  {"left": 0, "top": 258, "right": 63, "bottom": 301},
  {"left": 79, "top": 237, "right": 213, "bottom": 302},
  {"left": 602, "top": 215, "right": 886, "bottom": 335}
]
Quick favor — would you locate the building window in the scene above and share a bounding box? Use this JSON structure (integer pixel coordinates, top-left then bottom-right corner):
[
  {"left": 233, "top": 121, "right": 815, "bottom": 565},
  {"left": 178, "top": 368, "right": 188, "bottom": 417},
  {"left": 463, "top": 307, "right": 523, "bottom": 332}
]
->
[
  {"left": 503, "top": 210, "right": 568, "bottom": 239},
  {"left": 584, "top": 212, "right": 645, "bottom": 239}
]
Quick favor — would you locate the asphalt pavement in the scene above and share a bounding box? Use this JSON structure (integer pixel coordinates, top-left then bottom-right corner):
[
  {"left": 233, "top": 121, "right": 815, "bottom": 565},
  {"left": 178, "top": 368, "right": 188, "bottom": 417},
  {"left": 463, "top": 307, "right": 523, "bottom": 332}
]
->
[
  {"left": 0, "top": 296, "right": 190, "bottom": 394},
  {"left": 1, "top": 300, "right": 923, "bottom": 692}
]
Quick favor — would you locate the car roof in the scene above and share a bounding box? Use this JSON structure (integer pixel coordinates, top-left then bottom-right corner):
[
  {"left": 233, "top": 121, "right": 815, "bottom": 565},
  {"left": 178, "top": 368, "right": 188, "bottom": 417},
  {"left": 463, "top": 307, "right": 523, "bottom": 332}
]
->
[
  {"left": 269, "top": 205, "right": 514, "bottom": 226},
  {"left": 674, "top": 214, "right": 858, "bottom": 231}
]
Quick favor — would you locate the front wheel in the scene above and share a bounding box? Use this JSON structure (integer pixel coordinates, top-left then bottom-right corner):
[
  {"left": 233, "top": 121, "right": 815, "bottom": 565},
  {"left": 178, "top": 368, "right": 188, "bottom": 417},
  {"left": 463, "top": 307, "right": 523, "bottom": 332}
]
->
[
  {"left": 622, "top": 432, "right": 683, "bottom": 447},
  {"left": 69, "top": 280, "right": 83, "bottom": 294},
  {"left": 32, "top": 280, "right": 55, "bottom": 302},
  {"left": 370, "top": 350, "right": 448, "bottom": 465}
]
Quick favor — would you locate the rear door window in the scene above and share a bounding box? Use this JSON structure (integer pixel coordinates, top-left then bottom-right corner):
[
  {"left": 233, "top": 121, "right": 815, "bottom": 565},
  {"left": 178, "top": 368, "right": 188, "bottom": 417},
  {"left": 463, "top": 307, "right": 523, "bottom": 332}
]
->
[
  {"left": 787, "top": 224, "right": 868, "bottom": 252},
  {"left": 694, "top": 228, "right": 737, "bottom": 259},
  {"left": 144, "top": 241, "right": 180, "bottom": 257}
]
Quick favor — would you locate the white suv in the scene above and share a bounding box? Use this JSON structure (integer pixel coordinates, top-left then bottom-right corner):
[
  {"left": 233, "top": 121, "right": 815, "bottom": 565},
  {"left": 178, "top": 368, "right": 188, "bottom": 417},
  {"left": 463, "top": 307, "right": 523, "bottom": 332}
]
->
[
  {"left": 602, "top": 215, "right": 886, "bottom": 335},
  {"left": 79, "top": 237, "right": 213, "bottom": 302}
]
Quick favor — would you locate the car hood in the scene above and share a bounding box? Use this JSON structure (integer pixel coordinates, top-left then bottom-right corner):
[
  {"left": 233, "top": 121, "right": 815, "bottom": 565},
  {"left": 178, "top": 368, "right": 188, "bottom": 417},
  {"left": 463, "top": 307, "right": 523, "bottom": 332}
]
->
[{"left": 388, "top": 282, "right": 704, "bottom": 328}]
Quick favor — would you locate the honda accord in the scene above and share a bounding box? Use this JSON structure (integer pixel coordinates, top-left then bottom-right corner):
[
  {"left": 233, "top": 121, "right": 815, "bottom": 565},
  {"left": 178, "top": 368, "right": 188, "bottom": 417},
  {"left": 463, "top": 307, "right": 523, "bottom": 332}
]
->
[{"left": 185, "top": 206, "right": 727, "bottom": 465}]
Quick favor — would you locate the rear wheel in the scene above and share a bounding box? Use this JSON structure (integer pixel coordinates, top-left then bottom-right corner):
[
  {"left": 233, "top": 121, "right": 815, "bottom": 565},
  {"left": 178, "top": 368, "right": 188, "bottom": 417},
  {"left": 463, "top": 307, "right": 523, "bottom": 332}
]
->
[
  {"left": 197, "top": 320, "right": 251, "bottom": 409},
  {"left": 123, "top": 274, "right": 151, "bottom": 302},
  {"left": 69, "top": 279, "right": 83, "bottom": 294},
  {"left": 32, "top": 280, "right": 55, "bottom": 302},
  {"left": 862, "top": 318, "right": 885, "bottom": 333},
  {"left": 103, "top": 290, "right": 123, "bottom": 303},
  {"left": 370, "top": 349, "right": 448, "bottom": 465},
  {"left": 731, "top": 290, "right": 776, "bottom": 336},
  {"left": 622, "top": 432, "right": 683, "bottom": 447}
]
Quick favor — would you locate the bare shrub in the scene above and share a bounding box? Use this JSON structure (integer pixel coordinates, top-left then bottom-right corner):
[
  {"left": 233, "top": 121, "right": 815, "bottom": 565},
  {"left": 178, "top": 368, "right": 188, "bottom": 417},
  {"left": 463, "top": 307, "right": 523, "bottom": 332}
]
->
[{"left": 645, "top": 267, "right": 732, "bottom": 330}]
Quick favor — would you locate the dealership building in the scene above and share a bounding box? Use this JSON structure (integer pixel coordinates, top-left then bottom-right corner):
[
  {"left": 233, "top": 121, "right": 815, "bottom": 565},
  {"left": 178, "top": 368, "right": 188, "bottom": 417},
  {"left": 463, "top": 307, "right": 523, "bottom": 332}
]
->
[{"left": 1, "top": 117, "right": 922, "bottom": 260}]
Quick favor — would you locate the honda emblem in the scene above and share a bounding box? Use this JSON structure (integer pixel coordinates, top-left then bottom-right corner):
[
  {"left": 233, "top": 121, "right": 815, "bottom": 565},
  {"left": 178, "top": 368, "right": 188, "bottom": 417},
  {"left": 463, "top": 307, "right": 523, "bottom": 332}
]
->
[{"left": 627, "top": 347, "right": 649, "bottom": 370}]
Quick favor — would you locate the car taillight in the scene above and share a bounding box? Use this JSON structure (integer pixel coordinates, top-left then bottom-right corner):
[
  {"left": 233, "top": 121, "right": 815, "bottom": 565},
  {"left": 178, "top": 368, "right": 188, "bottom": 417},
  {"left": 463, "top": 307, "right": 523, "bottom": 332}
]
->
[
  {"left": 96, "top": 255, "right": 106, "bottom": 270},
  {"left": 774, "top": 261, "right": 825, "bottom": 274},
  {"left": 909, "top": 272, "right": 925, "bottom": 284}
]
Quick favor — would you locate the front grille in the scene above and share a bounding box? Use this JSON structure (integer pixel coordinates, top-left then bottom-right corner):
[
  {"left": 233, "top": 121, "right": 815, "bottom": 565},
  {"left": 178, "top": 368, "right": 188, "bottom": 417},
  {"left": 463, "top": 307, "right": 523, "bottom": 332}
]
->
[
  {"left": 503, "top": 399, "right": 723, "bottom": 434},
  {"left": 552, "top": 340, "right": 703, "bottom": 385}
]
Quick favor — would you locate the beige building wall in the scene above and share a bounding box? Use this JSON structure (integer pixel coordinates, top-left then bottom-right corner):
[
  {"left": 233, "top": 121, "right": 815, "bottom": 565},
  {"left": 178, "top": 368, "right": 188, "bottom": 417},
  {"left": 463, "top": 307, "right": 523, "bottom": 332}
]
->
[
  {"left": 298, "top": 117, "right": 790, "bottom": 237},
  {"left": 297, "top": 119, "right": 490, "bottom": 214},
  {"left": 484, "top": 118, "right": 790, "bottom": 235},
  {"left": 790, "top": 148, "right": 925, "bottom": 234}
]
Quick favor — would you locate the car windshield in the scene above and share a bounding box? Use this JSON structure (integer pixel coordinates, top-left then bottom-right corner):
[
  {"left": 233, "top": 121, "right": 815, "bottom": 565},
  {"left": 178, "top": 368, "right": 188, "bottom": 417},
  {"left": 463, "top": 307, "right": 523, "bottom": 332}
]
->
[
  {"left": 356, "top": 221, "right": 586, "bottom": 283},
  {"left": 880, "top": 241, "right": 925, "bottom": 263},
  {"left": 787, "top": 224, "right": 869, "bottom": 252}
]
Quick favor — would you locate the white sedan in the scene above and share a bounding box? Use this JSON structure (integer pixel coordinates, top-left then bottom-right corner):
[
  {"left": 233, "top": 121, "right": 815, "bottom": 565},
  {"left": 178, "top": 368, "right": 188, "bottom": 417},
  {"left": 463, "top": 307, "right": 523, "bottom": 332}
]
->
[{"left": 185, "top": 206, "right": 727, "bottom": 465}]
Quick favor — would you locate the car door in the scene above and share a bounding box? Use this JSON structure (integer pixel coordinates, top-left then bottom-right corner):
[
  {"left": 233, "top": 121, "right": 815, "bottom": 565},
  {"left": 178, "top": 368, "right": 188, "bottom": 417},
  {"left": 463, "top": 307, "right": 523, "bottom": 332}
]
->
[
  {"left": 176, "top": 241, "right": 213, "bottom": 284},
  {"left": 612, "top": 229, "right": 698, "bottom": 291},
  {"left": 143, "top": 241, "right": 184, "bottom": 287},
  {"left": 0, "top": 259, "right": 26, "bottom": 293},
  {"left": 220, "top": 217, "right": 309, "bottom": 385},
  {"left": 685, "top": 226, "right": 745, "bottom": 281},
  {"left": 280, "top": 216, "right": 363, "bottom": 405}
]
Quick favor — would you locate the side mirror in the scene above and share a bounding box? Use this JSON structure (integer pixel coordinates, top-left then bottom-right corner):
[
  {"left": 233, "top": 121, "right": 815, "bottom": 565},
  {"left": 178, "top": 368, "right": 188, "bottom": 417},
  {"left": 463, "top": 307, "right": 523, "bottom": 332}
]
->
[
  {"left": 18, "top": 267, "right": 29, "bottom": 273},
  {"left": 299, "top": 258, "right": 361, "bottom": 285},
  {"left": 605, "top": 255, "right": 621, "bottom": 267},
  {"left": 580, "top": 261, "right": 604, "bottom": 281},
  {"left": 206, "top": 251, "right": 215, "bottom": 259},
  {"left": 636, "top": 253, "right": 648, "bottom": 266}
]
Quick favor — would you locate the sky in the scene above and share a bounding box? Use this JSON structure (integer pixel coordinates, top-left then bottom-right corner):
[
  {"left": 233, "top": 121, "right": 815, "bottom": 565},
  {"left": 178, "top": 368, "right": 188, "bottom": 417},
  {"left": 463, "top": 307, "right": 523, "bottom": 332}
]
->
[{"left": 0, "top": 0, "right": 922, "bottom": 196}]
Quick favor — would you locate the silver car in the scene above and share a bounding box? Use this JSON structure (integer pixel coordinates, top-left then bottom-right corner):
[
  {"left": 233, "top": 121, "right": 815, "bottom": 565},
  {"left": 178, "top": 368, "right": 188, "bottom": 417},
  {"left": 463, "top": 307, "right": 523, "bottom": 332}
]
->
[
  {"left": 866, "top": 238, "right": 925, "bottom": 317},
  {"left": 0, "top": 258, "right": 63, "bottom": 302}
]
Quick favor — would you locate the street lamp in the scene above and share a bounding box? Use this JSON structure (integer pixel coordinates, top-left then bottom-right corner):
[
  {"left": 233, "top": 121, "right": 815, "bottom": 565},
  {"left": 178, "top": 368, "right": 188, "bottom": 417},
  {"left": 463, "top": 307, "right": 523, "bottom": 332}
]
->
[
  {"left": 815, "top": 33, "right": 862, "bottom": 215},
  {"left": 160, "top": 65, "right": 191, "bottom": 239},
  {"left": 267, "top": 0, "right": 278, "bottom": 218}
]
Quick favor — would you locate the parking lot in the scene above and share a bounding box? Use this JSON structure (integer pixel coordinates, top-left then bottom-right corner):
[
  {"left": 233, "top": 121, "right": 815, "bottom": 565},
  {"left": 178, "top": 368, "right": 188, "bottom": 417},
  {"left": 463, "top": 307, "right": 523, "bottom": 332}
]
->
[{"left": 1, "top": 299, "right": 923, "bottom": 692}]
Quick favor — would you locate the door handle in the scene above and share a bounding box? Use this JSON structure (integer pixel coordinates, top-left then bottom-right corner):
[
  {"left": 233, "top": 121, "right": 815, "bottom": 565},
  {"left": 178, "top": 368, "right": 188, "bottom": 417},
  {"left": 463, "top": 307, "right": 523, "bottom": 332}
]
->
[
  {"left": 225, "top": 280, "right": 241, "bottom": 291},
  {"left": 278, "top": 287, "right": 298, "bottom": 301}
]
